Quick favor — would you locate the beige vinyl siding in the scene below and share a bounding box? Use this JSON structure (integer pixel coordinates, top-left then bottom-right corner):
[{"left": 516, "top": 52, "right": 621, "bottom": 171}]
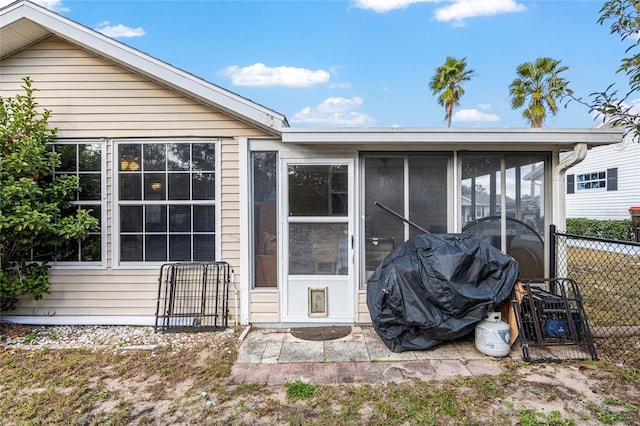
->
[
  {"left": 0, "top": 36, "right": 270, "bottom": 139},
  {"left": 10, "top": 269, "right": 158, "bottom": 317},
  {"left": 357, "top": 291, "right": 372, "bottom": 324},
  {"left": 220, "top": 138, "right": 241, "bottom": 279},
  {"left": 1, "top": 37, "right": 269, "bottom": 322},
  {"left": 250, "top": 291, "right": 280, "bottom": 323}
]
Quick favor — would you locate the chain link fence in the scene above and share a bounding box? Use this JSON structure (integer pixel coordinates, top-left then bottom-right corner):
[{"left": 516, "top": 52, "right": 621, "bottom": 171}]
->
[{"left": 552, "top": 226, "right": 640, "bottom": 367}]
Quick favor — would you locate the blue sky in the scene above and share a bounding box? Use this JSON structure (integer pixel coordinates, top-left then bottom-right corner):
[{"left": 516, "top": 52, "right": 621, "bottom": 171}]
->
[{"left": 7, "top": 0, "right": 636, "bottom": 128}]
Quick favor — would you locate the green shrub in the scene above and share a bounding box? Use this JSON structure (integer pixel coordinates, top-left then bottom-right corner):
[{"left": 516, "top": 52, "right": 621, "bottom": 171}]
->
[
  {"left": 0, "top": 78, "right": 99, "bottom": 311},
  {"left": 566, "top": 218, "right": 634, "bottom": 241}
]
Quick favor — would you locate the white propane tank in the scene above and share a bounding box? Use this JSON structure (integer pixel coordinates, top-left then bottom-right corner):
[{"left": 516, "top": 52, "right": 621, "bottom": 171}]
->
[{"left": 475, "top": 312, "right": 511, "bottom": 358}]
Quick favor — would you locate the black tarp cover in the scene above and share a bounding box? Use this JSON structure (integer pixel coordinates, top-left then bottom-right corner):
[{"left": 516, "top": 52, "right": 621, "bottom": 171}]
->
[{"left": 366, "top": 233, "right": 520, "bottom": 352}]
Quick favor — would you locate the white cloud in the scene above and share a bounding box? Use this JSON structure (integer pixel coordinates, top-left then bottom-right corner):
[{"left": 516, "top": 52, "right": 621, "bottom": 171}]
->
[
  {"left": 328, "top": 82, "right": 353, "bottom": 89},
  {"left": 352, "top": 0, "right": 434, "bottom": 13},
  {"left": 353, "top": 0, "right": 526, "bottom": 26},
  {"left": 37, "top": 0, "right": 68, "bottom": 12},
  {"left": 291, "top": 97, "right": 376, "bottom": 126},
  {"left": 0, "top": 0, "right": 68, "bottom": 11},
  {"left": 453, "top": 108, "right": 500, "bottom": 122},
  {"left": 220, "top": 63, "right": 331, "bottom": 88},
  {"left": 95, "top": 21, "right": 146, "bottom": 38},
  {"left": 434, "top": 0, "right": 526, "bottom": 26}
]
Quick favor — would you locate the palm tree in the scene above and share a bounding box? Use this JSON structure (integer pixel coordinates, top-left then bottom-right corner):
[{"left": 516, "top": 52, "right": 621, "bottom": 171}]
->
[
  {"left": 509, "top": 57, "right": 569, "bottom": 128},
  {"left": 429, "top": 56, "right": 475, "bottom": 127}
]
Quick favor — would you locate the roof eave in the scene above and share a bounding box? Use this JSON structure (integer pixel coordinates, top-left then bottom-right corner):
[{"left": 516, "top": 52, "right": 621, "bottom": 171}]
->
[{"left": 281, "top": 127, "right": 623, "bottom": 149}]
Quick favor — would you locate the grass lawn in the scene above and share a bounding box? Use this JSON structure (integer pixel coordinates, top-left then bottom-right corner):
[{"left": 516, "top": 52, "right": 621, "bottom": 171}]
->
[{"left": 1, "top": 326, "right": 639, "bottom": 425}]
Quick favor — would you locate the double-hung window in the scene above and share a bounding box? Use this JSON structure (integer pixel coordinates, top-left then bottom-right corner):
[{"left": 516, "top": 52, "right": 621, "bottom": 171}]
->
[{"left": 116, "top": 140, "right": 217, "bottom": 264}]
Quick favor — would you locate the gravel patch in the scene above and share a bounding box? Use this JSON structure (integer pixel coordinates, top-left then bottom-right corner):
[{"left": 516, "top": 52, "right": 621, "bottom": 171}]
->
[{"left": 0, "top": 322, "right": 237, "bottom": 352}]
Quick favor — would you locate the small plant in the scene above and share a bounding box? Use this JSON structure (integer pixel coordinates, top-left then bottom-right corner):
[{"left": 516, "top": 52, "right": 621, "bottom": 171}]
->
[
  {"left": 285, "top": 379, "right": 317, "bottom": 401},
  {"left": 516, "top": 405, "right": 544, "bottom": 426},
  {"left": 585, "top": 401, "right": 598, "bottom": 410},
  {"left": 613, "top": 367, "right": 640, "bottom": 385},
  {"left": 46, "top": 332, "right": 58, "bottom": 339},
  {"left": 206, "top": 341, "right": 237, "bottom": 379},
  {"left": 24, "top": 332, "right": 36, "bottom": 342},
  {"left": 547, "top": 410, "right": 575, "bottom": 426},
  {"left": 92, "top": 391, "right": 112, "bottom": 402},
  {"left": 597, "top": 410, "right": 633, "bottom": 424}
]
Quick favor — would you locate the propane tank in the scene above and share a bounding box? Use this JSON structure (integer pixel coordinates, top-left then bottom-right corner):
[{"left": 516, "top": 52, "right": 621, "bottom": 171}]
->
[{"left": 475, "top": 311, "right": 511, "bottom": 358}]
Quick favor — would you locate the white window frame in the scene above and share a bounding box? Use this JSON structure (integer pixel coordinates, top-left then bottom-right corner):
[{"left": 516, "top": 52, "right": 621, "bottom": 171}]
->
[
  {"left": 49, "top": 139, "right": 107, "bottom": 269},
  {"left": 112, "top": 138, "right": 221, "bottom": 269},
  {"left": 576, "top": 171, "right": 607, "bottom": 191}
]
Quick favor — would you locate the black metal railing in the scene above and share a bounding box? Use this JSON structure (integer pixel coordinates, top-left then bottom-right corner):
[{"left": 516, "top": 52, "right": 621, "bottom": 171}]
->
[
  {"left": 155, "top": 262, "right": 230, "bottom": 333},
  {"left": 551, "top": 225, "right": 640, "bottom": 367}
]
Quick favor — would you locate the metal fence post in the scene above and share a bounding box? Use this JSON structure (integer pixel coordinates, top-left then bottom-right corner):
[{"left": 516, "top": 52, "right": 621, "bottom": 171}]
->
[{"left": 549, "top": 224, "right": 556, "bottom": 279}]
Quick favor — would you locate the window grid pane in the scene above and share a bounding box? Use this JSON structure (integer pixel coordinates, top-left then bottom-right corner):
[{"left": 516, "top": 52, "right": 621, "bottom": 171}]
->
[{"left": 576, "top": 171, "right": 607, "bottom": 191}]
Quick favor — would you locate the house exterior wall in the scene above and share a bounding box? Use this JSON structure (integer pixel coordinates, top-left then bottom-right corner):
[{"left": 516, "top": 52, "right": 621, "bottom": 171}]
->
[
  {"left": 1, "top": 37, "right": 271, "bottom": 323},
  {"left": 566, "top": 141, "right": 640, "bottom": 220},
  {"left": 1, "top": 33, "right": 624, "bottom": 328},
  {"left": 250, "top": 292, "right": 280, "bottom": 323},
  {"left": 357, "top": 291, "right": 370, "bottom": 324}
]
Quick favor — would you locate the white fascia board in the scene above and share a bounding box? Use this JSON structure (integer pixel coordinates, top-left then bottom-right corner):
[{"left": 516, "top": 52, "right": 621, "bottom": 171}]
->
[
  {"left": 1, "top": 1, "right": 287, "bottom": 135},
  {"left": 282, "top": 127, "right": 623, "bottom": 148}
]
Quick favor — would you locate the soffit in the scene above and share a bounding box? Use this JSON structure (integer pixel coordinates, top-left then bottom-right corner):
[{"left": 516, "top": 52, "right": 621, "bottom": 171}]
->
[{"left": 281, "top": 128, "right": 623, "bottom": 150}]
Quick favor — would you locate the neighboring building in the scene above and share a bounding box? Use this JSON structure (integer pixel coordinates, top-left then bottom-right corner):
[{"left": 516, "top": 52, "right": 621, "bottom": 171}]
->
[
  {"left": 566, "top": 136, "right": 640, "bottom": 220},
  {"left": 0, "top": 1, "right": 623, "bottom": 327}
]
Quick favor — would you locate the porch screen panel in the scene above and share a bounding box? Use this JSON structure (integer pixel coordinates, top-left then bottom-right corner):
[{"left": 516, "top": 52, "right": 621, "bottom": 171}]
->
[
  {"left": 507, "top": 156, "right": 545, "bottom": 235},
  {"left": 408, "top": 156, "right": 448, "bottom": 237},
  {"left": 363, "top": 157, "right": 404, "bottom": 279},
  {"left": 118, "top": 141, "right": 216, "bottom": 264},
  {"left": 460, "top": 154, "right": 547, "bottom": 278},
  {"left": 362, "top": 155, "right": 449, "bottom": 288},
  {"left": 252, "top": 152, "right": 278, "bottom": 287},
  {"left": 460, "top": 156, "right": 502, "bottom": 228}
]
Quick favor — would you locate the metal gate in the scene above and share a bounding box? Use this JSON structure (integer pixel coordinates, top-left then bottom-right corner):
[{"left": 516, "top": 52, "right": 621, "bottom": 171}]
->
[{"left": 155, "top": 262, "right": 230, "bottom": 333}]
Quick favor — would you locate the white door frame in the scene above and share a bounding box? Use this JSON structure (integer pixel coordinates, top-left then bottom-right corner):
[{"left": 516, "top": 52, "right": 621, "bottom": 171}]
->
[{"left": 280, "top": 157, "right": 356, "bottom": 323}]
